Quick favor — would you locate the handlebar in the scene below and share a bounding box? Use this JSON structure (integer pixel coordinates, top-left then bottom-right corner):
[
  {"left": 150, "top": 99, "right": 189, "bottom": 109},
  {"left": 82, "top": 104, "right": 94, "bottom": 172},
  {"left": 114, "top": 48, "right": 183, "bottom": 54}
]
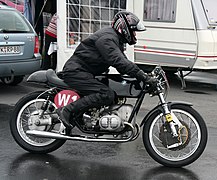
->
[{"left": 146, "top": 65, "right": 170, "bottom": 98}]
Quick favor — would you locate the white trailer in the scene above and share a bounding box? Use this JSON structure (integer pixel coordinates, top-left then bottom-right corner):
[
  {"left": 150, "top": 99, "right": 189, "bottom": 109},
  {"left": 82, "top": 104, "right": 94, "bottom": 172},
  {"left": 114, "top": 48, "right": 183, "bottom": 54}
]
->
[
  {"left": 128, "top": 0, "right": 217, "bottom": 71},
  {"left": 55, "top": 0, "right": 217, "bottom": 79}
]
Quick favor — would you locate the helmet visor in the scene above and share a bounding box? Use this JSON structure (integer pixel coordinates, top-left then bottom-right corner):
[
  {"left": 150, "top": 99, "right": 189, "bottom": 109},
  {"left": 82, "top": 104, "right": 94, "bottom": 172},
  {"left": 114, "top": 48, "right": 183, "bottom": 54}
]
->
[
  {"left": 137, "top": 21, "right": 146, "bottom": 31},
  {"left": 131, "top": 20, "right": 146, "bottom": 31}
]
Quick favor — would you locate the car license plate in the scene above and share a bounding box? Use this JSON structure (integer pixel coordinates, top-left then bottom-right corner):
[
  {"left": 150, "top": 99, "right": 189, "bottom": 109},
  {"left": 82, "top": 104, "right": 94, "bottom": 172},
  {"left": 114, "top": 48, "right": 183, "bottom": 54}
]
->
[{"left": 0, "top": 46, "right": 21, "bottom": 54}]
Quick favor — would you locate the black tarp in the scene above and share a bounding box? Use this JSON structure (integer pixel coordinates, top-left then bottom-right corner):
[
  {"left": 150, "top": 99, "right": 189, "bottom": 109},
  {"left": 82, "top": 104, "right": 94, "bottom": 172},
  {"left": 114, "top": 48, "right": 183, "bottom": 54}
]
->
[{"left": 34, "top": 0, "right": 56, "bottom": 53}]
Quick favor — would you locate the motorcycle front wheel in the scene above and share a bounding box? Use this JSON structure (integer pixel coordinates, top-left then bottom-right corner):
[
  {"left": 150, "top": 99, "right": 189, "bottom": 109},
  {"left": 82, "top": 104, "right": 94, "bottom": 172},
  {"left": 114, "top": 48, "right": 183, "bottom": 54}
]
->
[
  {"left": 10, "top": 91, "right": 66, "bottom": 154},
  {"left": 142, "top": 104, "right": 207, "bottom": 167}
]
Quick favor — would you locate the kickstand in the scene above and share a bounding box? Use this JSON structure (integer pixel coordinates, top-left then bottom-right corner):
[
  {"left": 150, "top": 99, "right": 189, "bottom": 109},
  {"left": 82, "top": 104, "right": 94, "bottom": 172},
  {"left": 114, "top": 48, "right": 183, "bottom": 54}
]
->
[{"left": 177, "top": 69, "right": 193, "bottom": 89}]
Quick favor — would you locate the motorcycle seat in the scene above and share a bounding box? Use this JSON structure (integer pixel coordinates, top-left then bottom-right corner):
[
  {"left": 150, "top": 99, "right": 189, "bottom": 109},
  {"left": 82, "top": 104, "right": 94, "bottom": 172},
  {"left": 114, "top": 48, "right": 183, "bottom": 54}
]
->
[{"left": 46, "top": 69, "right": 69, "bottom": 88}]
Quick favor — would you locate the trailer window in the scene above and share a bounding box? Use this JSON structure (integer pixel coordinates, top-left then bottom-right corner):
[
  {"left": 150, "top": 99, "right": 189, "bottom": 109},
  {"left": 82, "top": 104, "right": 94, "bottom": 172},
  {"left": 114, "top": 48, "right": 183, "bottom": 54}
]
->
[
  {"left": 201, "top": 0, "right": 217, "bottom": 25},
  {"left": 143, "top": 0, "right": 177, "bottom": 22},
  {"left": 66, "top": 0, "right": 126, "bottom": 48}
]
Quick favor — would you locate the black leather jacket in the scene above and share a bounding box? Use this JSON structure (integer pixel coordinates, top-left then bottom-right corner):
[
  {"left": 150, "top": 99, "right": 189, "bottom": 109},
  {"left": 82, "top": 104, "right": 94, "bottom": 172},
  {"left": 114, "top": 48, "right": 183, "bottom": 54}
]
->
[{"left": 63, "top": 27, "right": 140, "bottom": 77}]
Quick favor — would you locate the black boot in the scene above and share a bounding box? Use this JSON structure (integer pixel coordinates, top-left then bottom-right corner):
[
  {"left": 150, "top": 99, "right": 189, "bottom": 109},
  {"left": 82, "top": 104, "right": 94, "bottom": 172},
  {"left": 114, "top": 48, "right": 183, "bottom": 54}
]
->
[
  {"left": 56, "top": 93, "right": 114, "bottom": 129},
  {"left": 56, "top": 105, "right": 74, "bottom": 129}
]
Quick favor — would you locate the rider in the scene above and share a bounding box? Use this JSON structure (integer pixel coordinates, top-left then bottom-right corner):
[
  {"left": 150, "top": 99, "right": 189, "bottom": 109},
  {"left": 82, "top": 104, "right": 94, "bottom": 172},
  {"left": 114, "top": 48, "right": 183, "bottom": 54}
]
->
[{"left": 57, "top": 11, "right": 157, "bottom": 129}]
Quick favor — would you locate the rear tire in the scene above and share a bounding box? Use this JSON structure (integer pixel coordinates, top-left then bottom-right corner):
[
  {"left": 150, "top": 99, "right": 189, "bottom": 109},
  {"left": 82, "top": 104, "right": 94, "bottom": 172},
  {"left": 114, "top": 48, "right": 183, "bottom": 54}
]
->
[
  {"left": 10, "top": 91, "right": 66, "bottom": 153},
  {"left": 142, "top": 104, "right": 207, "bottom": 167}
]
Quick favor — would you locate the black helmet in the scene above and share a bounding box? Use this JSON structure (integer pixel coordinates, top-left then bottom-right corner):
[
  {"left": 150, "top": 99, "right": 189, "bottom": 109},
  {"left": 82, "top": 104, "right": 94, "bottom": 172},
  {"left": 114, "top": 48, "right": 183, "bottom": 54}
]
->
[{"left": 112, "top": 11, "right": 146, "bottom": 45}]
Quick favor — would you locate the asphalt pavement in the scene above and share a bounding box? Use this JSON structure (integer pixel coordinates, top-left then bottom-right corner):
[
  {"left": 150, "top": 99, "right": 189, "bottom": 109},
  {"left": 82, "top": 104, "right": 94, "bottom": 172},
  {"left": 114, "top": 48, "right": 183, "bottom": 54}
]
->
[{"left": 0, "top": 72, "right": 217, "bottom": 180}]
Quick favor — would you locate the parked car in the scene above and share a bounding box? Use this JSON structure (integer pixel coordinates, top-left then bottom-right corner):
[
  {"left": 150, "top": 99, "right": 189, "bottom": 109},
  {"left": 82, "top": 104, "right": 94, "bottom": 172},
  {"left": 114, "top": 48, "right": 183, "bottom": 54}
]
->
[{"left": 0, "top": 5, "right": 41, "bottom": 85}]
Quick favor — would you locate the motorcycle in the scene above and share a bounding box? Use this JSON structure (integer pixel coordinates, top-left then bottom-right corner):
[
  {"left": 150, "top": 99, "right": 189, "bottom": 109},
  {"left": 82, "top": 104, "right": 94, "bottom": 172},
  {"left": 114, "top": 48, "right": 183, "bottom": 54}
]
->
[{"left": 10, "top": 66, "right": 207, "bottom": 167}]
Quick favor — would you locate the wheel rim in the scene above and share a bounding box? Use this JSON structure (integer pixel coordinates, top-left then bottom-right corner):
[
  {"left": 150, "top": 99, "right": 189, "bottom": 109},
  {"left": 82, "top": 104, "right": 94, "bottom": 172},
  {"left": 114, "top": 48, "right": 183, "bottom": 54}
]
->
[
  {"left": 149, "top": 109, "right": 201, "bottom": 161},
  {"left": 17, "top": 99, "right": 61, "bottom": 146}
]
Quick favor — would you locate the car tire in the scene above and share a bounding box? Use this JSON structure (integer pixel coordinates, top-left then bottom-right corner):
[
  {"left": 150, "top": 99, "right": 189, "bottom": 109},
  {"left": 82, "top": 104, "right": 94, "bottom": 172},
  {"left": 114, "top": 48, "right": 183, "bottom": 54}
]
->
[{"left": 1, "top": 76, "right": 24, "bottom": 86}]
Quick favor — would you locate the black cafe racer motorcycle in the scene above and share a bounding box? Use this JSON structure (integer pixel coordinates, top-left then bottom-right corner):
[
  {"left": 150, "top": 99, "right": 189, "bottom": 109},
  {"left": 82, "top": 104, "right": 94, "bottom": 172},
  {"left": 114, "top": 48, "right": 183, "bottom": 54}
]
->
[{"left": 10, "top": 66, "right": 207, "bottom": 167}]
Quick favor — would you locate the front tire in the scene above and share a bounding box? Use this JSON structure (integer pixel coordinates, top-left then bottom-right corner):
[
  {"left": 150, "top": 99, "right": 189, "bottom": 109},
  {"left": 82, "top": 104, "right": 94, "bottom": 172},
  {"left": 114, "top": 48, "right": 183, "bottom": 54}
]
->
[
  {"left": 10, "top": 91, "right": 66, "bottom": 153},
  {"left": 142, "top": 104, "right": 207, "bottom": 167}
]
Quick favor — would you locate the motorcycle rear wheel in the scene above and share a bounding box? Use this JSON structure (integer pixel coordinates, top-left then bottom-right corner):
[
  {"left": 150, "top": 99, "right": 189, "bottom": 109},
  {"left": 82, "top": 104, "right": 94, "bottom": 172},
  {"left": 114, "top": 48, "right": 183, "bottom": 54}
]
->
[
  {"left": 10, "top": 91, "right": 66, "bottom": 154},
  {"left": 142, "top": 104, "right": 207, "bottom": 167}
]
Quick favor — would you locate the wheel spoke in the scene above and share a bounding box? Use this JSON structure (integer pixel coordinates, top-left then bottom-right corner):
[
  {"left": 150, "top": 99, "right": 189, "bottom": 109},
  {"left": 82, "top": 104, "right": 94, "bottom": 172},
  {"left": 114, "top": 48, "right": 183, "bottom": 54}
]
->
[{"left": 153, "top": 133, "right": 162, "bottom": 143}]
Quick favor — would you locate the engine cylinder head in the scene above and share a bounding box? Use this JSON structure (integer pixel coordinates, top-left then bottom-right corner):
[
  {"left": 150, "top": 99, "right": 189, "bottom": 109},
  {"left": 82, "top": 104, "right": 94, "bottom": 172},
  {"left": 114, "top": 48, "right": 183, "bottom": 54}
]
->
[{"left": 99, "top": 115, "right": 122, "bottom": 131}]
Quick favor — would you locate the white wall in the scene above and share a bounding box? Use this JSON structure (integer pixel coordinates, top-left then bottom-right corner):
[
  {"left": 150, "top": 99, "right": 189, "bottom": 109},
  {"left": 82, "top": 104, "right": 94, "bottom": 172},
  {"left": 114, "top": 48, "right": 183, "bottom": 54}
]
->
[{"left": 56, "top": 0, "right": 75, "bottom": 71}]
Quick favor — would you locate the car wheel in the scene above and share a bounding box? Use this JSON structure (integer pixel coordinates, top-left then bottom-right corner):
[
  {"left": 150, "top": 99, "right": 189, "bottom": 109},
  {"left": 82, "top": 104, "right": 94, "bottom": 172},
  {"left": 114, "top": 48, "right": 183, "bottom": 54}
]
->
[{"left": 1, "top": 76, "right": 24, "bottom": 86}]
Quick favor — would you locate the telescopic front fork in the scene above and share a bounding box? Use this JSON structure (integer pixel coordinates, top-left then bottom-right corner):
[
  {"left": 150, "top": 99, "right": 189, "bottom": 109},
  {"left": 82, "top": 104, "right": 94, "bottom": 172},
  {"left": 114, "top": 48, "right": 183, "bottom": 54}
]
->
[{"left": 158, "top": 92, "right": 178, "bottom": 137}]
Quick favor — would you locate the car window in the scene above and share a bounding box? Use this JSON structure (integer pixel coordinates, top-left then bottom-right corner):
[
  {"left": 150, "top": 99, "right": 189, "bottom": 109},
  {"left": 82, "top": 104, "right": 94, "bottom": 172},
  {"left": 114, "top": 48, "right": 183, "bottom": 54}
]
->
[{"left": 0, "top": 9, "right": 31, "bottom": 33}]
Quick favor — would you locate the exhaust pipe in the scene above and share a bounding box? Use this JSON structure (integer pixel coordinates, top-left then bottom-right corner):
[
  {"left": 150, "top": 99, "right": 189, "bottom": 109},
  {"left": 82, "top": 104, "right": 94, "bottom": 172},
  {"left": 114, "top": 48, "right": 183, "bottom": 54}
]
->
[
  {"left": 26, "top": 122, "right": 136, "bottom": 142},
  {"left": 26, "top": 130, "right": 134, "bottom": 143}
]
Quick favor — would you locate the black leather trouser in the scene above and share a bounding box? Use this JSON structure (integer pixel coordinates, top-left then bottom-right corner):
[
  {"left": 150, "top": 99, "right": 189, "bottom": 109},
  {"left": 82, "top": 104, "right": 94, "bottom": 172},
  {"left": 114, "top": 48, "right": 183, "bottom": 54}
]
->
[{"left": 61, "top": 70, "right": 115, "bottom": 115}]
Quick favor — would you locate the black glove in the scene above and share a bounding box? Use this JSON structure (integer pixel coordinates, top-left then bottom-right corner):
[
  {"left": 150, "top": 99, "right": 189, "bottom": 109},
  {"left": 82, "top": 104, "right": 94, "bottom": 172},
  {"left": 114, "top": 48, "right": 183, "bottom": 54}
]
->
[{"left": 136, "top": 70, "right": 158, "bottom": 87}]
